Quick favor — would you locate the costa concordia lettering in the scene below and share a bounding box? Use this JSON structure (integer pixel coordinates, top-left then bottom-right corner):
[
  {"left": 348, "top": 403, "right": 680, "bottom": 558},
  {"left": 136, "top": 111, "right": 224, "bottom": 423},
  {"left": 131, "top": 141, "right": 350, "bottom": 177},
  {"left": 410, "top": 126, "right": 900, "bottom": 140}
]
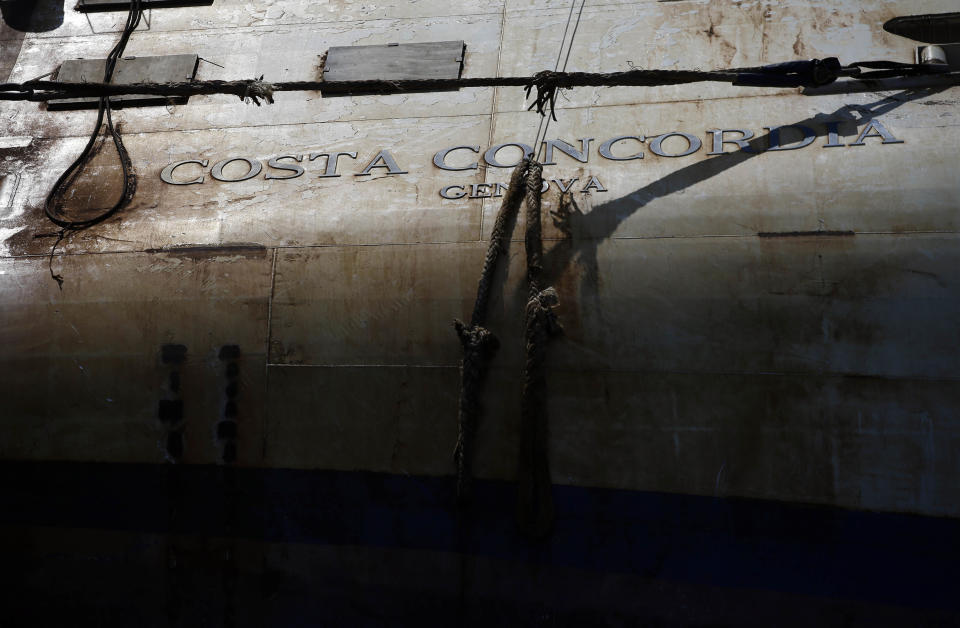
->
[
  {"left": 159, "top": 120, "right": 903, "bottom": 198},
  {"left": 0, "top": 1, "right": 958, "bottom": 625}
]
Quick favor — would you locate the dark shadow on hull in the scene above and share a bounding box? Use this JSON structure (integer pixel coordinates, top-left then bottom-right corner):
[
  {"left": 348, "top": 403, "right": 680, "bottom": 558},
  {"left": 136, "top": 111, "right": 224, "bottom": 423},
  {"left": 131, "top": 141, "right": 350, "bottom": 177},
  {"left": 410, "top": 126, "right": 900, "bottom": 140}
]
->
[
  {"left": 3, "top": 460, "right": 960, "bottom": 625},
  {"left": 540, "top": 88, "right": 945, "bottom": 294},
  {"left": 0, "top": 0, "right": 64, "bottom": 32}
]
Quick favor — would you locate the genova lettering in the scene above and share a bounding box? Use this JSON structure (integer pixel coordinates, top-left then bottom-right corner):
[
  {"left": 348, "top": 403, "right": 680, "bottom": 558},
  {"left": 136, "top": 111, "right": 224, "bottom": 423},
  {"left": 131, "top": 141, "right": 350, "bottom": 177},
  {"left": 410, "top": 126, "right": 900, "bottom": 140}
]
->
[{"left": 158, "top": 120, "right": 904, "bottom": 198}]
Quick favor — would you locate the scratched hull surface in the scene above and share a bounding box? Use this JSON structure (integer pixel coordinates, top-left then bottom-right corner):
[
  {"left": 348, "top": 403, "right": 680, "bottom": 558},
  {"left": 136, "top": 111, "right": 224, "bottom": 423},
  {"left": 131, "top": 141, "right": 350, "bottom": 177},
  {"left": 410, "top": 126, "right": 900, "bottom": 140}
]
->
[{"left": 1, "top": 0, "right": 959, "bottom": 625}]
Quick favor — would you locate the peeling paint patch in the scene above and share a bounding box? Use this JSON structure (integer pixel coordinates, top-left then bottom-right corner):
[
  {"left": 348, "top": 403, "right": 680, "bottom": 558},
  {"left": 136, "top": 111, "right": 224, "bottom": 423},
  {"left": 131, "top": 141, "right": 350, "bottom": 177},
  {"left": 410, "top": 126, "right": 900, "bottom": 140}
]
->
[
  {"left": 0, "top": 136, "right": 32, "bottom": 149},
  {"left": 0, "top": 226, "right": 25, "bottom": 257}
]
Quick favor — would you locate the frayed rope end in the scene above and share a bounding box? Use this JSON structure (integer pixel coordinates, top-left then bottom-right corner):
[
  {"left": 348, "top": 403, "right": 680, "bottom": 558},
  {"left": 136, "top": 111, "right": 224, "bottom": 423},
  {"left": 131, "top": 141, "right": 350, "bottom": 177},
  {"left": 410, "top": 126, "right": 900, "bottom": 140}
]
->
[{"left": 239, "top": 75, "right": 275, "bottom": 106}]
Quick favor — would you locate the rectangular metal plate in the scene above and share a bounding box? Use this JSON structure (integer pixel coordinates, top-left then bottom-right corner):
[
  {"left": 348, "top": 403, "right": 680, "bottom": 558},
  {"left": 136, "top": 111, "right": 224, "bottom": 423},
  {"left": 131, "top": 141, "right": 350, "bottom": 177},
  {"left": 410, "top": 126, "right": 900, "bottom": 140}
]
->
[
  {"left": 76, "top": 0, "right": 214, "bottom": 12},
  {"left": 48, "top": 54, "right": 199, "bottom": 110},
  {"left": 321, "top": 41, "right": 465, "bottom": 94}
]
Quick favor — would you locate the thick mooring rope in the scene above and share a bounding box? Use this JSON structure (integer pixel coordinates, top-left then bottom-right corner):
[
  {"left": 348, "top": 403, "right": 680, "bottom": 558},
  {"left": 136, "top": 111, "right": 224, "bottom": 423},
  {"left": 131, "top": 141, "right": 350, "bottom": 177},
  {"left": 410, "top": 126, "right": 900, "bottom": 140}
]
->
[
  {"left": 453, "top": 163, "right": 530, "bottom": 504},
  {"left": 453, "top": 159, "right": 562, "bottom": 539},
  {"left": 516, "top": 161, "right": 562, "bottom": 540},
  {"left": 3, "top": 58, "right": 951, "bottom": 119}
]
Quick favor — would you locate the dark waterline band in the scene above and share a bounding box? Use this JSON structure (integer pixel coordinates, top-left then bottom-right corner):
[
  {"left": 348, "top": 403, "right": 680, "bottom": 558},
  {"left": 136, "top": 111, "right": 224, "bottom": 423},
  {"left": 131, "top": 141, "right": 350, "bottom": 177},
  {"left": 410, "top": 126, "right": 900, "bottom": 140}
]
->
[{"left": 1, "top": 460, "right": 956, "bottom": 611}]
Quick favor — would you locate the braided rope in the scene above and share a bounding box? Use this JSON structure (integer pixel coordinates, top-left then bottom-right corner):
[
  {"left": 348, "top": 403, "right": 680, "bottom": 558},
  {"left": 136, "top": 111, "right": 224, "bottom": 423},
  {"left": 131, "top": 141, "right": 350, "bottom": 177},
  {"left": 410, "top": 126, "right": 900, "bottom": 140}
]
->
[
  {"left": 516, "top": 161, "right": 562, "bottom": 540},
  {"left": 453, "top": 163, "right": 530, "bottom": 504},
  {"left": 4, "top": 58, "right": 947, "bottom": 115},
  {"left": 452, "top": 159, "right": 561, "bottom": 541}
]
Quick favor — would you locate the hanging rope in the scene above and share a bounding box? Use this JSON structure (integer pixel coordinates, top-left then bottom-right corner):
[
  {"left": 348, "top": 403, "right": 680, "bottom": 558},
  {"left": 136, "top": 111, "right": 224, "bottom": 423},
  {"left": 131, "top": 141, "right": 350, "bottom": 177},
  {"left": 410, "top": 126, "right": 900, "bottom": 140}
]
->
[
  {"left": 453, "top": 162, "right": 530, "bottom": 504},
  {"left": 516, "top": 161, "right": 562, "bottom": 541},
  {"left": 452, "top": 159, "right": 561, "bottom": 539},
  {"left": 43, "top": 0, "right": 142, "bottom": 288}
]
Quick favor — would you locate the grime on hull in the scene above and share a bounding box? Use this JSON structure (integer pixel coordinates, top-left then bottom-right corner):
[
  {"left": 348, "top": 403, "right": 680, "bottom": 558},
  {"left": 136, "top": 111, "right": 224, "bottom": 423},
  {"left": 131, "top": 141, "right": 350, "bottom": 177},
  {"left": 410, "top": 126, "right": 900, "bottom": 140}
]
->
[{"left": 1, "top": 0, "right": 959, "bottom": 625}]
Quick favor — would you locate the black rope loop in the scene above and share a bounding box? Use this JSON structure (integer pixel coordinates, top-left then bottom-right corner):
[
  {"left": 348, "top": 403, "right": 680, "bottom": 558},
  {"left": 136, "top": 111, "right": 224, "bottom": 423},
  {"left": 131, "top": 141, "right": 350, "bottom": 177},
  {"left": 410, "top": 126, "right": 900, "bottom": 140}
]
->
[{"left": 43, "top": 0, "right": 143, "bottom": 287}]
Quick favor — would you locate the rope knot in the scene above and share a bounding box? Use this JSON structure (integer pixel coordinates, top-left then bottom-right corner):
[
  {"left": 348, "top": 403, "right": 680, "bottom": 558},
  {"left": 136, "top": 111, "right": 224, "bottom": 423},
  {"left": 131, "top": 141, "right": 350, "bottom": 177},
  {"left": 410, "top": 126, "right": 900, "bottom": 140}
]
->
[
  {"left": 525, "top": 287, "right": 563, "bottom": 339},
  {"left": 524, "top": 70, "right": 561, "bottom": 121},
  {"left": 452, "top": 320, "right": 500, "bottom": 505},
  {"left": 453, "top": 320, "right": 500, "bottom": 358},
  {"left": 239, "top": 75, "right": 275, "bottom": 105},
  {"left": 518, "top": 284, "right": 561, "bottom": 540}
]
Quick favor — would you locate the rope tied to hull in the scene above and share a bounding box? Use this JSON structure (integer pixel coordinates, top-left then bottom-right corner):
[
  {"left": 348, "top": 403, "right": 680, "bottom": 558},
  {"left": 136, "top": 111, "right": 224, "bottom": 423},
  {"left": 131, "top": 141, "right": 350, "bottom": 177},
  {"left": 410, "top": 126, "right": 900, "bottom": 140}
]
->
[
  {"left": 453, "top": 159, "right": 562, "bottom": 540},
  {"left": 8, "top": 57, "right": 952, "bottom": 112},
  {"left": 238, "top": 75, "right": 275, "bottom": 105}
]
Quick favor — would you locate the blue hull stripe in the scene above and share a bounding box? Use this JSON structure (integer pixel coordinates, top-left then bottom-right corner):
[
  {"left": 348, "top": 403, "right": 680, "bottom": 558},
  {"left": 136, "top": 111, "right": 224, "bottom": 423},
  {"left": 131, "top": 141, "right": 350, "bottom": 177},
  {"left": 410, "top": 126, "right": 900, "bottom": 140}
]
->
[{"left": 1, "top": 461, "right": 957, "bottom": 610}]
